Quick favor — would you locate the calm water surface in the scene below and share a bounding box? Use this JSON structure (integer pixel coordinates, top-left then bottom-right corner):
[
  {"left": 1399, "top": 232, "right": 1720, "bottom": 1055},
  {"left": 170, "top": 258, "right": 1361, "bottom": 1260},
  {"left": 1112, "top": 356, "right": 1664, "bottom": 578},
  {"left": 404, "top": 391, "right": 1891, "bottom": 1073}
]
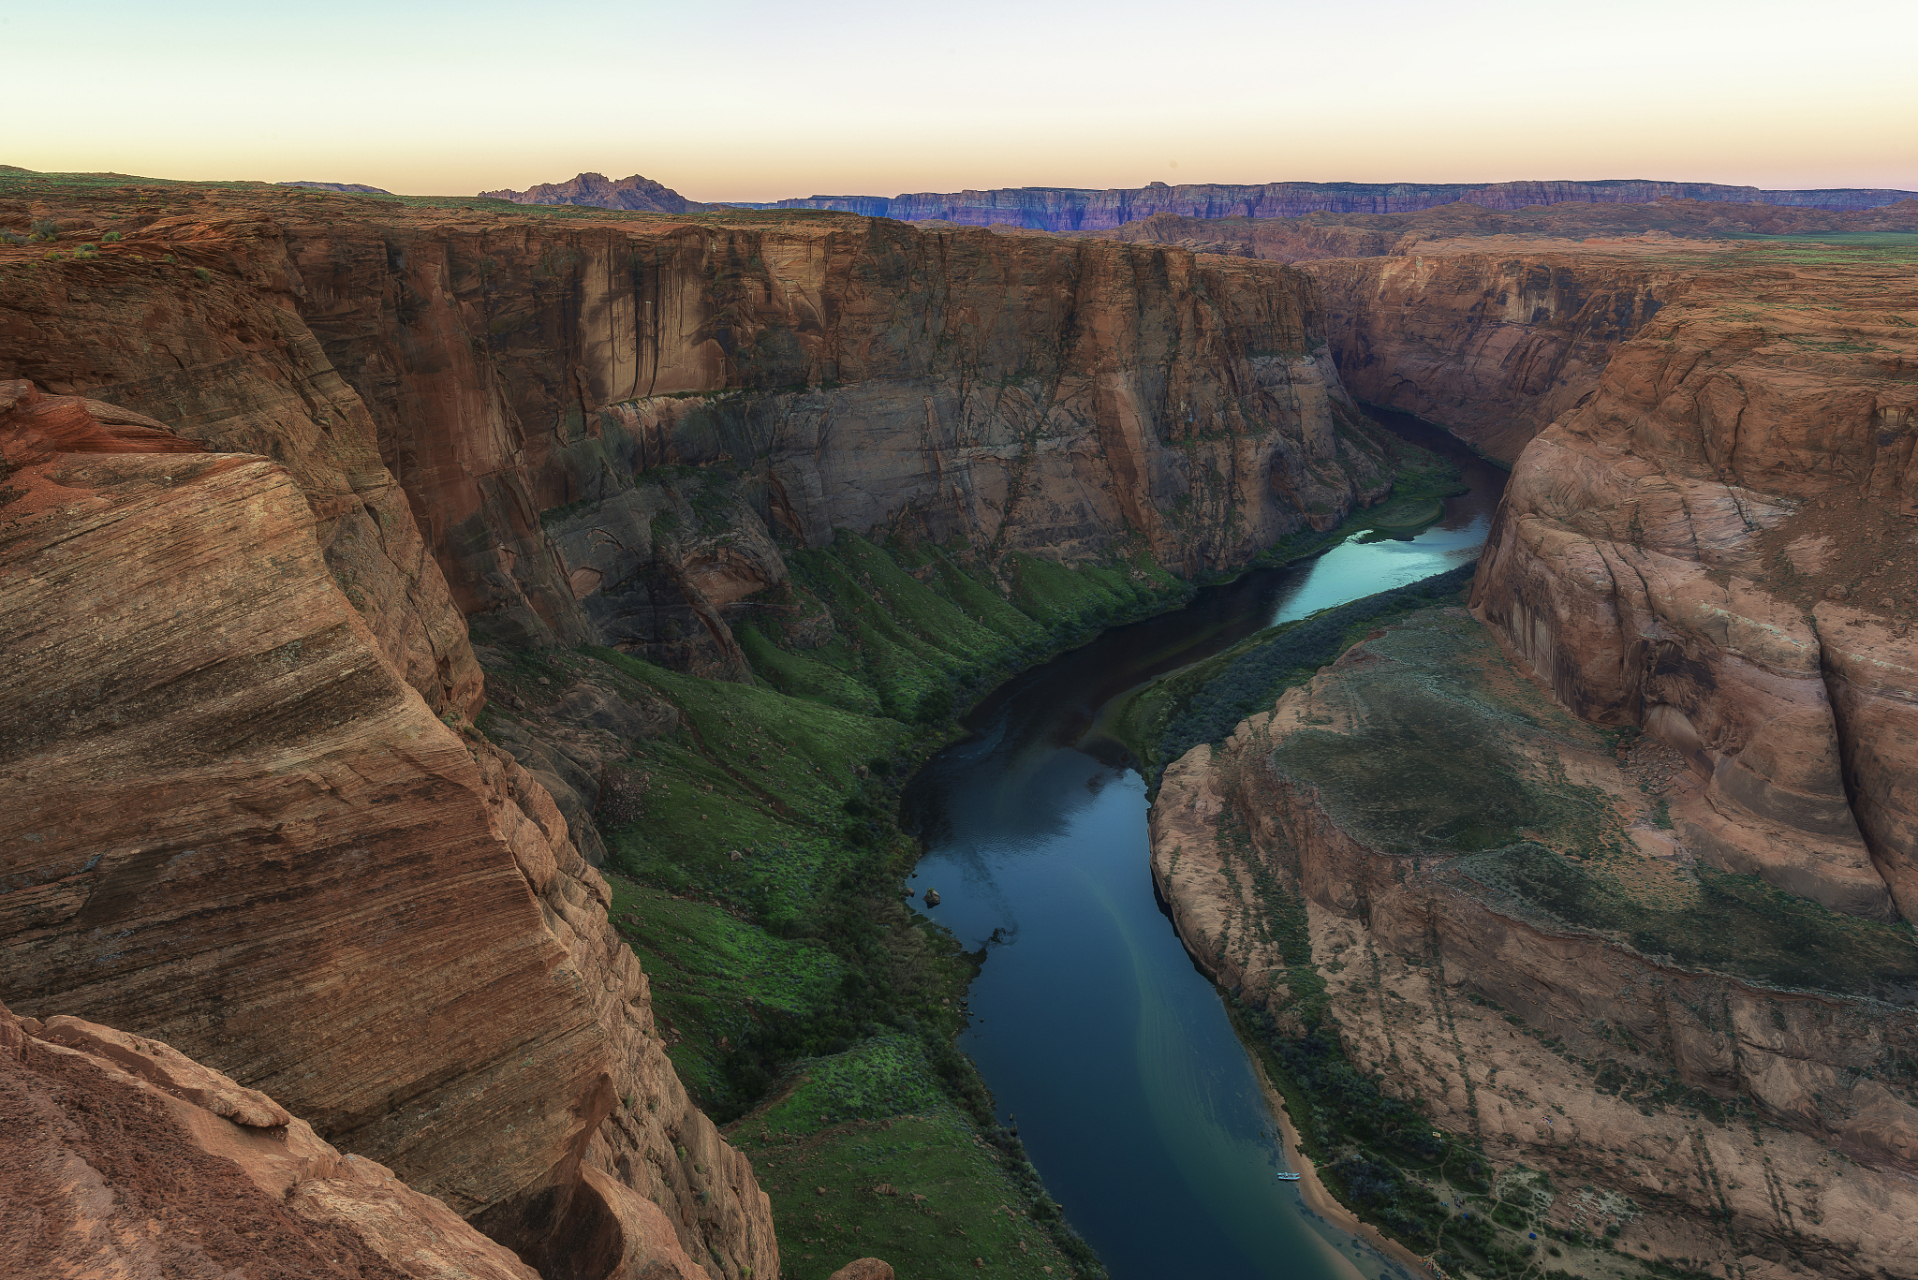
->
[{"left": 901, "top": 414, "right": 1506, "bottom": 1280}]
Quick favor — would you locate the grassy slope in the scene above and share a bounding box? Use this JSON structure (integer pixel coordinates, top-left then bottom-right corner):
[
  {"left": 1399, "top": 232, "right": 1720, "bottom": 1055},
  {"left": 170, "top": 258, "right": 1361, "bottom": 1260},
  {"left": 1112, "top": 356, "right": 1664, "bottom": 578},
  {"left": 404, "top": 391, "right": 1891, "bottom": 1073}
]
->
[{"left": 480, "top": 532, "right": 1185, "bottom": 1279}]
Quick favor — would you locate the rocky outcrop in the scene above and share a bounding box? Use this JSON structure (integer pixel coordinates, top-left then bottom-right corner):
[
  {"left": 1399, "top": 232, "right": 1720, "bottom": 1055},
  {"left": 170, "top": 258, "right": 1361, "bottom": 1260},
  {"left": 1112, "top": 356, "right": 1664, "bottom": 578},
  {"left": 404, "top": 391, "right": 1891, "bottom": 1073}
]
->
[
  {"left": 1471, "top": 244, "right": 1918, "bottom": 918},
  {"left": 747, "top": 180, "right": 1918, "bottom": 229},
  {"left": 481, "top": 172, "right": 696, "bottom": 213},
  {"left": 1150, "top": 609, "right": 1918, "bottom": 1279},
  {"left": 0, "top": 209, "right": 482, "bottom": 717},
  {"left": 0, "top": 384, "right": 773, "bottom": 1279},
  {"left": 0, "top": 998, "right": 540, "bottom": 1280}
]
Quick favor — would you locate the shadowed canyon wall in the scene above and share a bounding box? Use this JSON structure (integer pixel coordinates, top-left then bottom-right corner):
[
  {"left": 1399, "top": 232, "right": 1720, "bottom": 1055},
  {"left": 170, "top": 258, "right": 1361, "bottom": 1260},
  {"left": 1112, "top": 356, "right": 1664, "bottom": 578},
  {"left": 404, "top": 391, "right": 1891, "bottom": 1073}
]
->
[
  {"left": 280, "top": 210, "right": 1375, "bottom": 669},
  {"left": 0, "top": 382, "right": 769, "bottom": 1280}
]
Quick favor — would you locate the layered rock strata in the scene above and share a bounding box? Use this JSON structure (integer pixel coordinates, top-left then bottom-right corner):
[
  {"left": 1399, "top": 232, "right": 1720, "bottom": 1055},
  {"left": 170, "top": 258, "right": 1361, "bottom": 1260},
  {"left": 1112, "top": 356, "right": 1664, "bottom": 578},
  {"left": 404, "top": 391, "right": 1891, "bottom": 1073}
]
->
[
  {"left": 1471, "top": 242, "right": 1918, "bottom": 918},
  {"left": 1151, "top": 610, "right": 1918, "bottom": 1279},
  {"left": 1103, "top": 200, "right": 1918, "bottom": 463},
  {"left": 278, "top": 209, "right": 1375, "bottom": 664},
  {"left": 0, "top": 385, "right": 772, "bottom": 1279},
  {"left": 2, "top": 187, "right": 1380, "bottom": 679},
  {"left": 0, "top": 999, "right": 539, "bottom": 1280}
]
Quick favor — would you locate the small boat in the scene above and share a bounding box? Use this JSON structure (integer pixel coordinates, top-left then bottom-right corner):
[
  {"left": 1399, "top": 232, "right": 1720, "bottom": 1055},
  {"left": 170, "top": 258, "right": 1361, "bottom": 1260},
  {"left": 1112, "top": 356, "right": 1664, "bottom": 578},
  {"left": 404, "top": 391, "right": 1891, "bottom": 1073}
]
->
[{"left": 1276, "top": 1171, "right": 1302, "bottom": 1182}]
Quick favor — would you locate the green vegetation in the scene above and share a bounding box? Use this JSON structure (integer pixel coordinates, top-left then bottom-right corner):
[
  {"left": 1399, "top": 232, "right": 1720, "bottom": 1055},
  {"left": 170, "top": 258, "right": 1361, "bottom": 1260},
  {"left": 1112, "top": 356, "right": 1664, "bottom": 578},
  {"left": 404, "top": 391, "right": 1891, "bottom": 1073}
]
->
[
  {"left": 751, "top": 530, "right": 1186, "bottom": 725},
  {"left": 1459, "top": 847, "right": 1918, "bottom": 1002},
  {"left": 733, "top": 1105, "right": 1079, "bottom": 1280},
  {"left": 476, "top": 531, "right": 1188, "bottom": 1277},
  {"left": 1108, "top": 563, "right": 1476, "bottom": 781}
]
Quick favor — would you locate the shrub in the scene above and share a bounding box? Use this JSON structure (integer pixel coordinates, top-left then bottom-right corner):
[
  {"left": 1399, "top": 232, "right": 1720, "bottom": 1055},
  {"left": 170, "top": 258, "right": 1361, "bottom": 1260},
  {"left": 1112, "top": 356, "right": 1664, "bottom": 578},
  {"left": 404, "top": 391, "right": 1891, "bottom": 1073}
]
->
[
  {"left": 193, "top": 266, "right": 211, "bottom": 282},
  {"left": 100, "top": 231, "right": 122, "bottom": 242},
  {"left": 28, "top": 217, "right": 57, "bottom": 242}
]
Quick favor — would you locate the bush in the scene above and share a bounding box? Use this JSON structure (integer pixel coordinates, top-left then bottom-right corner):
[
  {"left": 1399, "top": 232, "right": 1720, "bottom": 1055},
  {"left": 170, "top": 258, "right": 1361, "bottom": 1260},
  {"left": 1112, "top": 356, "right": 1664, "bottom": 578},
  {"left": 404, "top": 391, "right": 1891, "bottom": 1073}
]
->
[
  {"left": 193, "top": 266, "right": 211, "bottom": 282},
  {"left": 28, "top": 217, "right": 57, "bottom": 243}
]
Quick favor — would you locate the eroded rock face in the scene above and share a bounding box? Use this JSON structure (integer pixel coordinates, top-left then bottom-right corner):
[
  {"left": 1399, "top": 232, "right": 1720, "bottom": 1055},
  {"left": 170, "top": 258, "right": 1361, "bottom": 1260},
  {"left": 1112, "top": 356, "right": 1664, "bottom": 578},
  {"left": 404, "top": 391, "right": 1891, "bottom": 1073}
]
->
[
  {"left": 1105, "top": 200, "right": 1918, "bottom": 464},
  {"left": 278, "top": 210, "right": 1379, "bottom": 665},
  {"left": 1149, "top": 611, "right": 1918, "bottom": 1279},
  {"left": 0, "top": 218, "right": 481, "bottom": 717},
  {"left": 0, "top": 386, "right": 772, "bottom": 1279},
  {"left": 0, "top": 999, "right": 538, "bottom": 1280},
  {"left": 1, "top": 189, "right": 1384, "bottom": 681},
  {"left": 1302, "top": 251, "right": 1684, "bottom": 462},
  {"left": 1471, "top": 247, "right": 1918, "bottom": 918}
]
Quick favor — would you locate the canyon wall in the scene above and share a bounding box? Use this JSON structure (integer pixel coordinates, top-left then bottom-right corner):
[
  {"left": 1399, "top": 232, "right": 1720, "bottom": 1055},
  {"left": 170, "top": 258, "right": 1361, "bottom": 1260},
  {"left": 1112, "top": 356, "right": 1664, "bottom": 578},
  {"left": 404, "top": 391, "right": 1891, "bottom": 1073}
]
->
[
  {"left": 269, "top": 204, "right": 1377, "bottom": 671},
  {"left": 1470, "top": 242, "right": 1918, "bottom": 920},
  {"left": 1301, "top": 250, "right": 1685, "bottom": 462},
  {"left": 1150, "top": 610, "right": 1918, "bottom": 1280},
  {"left": 1106, "top": 201, "right": 1918, "bottom": 463},
  {"left": 0, "top": 384, "right": 772, "bottom": 1279}
]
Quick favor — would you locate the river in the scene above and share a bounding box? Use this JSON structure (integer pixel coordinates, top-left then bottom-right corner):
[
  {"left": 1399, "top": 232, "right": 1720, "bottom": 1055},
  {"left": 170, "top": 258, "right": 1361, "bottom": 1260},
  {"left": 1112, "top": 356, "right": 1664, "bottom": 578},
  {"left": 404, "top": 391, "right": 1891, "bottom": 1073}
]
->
[{"left": 900, "top": 412, "right": 1507, "bottom": 1280}]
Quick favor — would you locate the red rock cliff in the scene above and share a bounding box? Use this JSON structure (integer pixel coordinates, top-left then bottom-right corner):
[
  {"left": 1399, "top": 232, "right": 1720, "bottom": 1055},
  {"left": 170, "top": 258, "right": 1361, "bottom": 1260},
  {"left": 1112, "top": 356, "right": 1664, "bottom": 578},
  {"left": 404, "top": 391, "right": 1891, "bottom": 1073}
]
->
[
  {"left": 0, "top": 382, "right": 772, "bottom": 1280},
  {"left": 1471, "top": 244, "right": 1918, "bottom": 920}
]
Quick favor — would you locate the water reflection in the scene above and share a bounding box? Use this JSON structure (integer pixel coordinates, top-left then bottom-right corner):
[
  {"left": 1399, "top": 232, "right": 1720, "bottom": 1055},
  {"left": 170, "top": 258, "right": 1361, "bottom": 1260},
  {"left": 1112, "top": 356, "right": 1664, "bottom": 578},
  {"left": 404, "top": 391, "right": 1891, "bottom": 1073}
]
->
[{"left": 902, "top": 412, "right": 1505, "bottom": 1280}]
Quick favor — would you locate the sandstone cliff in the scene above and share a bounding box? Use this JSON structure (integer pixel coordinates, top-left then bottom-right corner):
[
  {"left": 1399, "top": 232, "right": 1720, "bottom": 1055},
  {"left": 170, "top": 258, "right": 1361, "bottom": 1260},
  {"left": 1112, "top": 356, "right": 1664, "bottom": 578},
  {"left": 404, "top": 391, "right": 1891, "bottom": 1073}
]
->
[
  {"left": 0, "top": 998, "right": 540, "bottom": 1280},
  {"left": 0, "top": 179, "right": 1382, "bottom": 1278},
  {"left": 0, "top": 383, "right": 773, "bottom": 1280},
  {"left": 3, "top": 184, "right": 1376, "bottom": 678},
  {"left": 1101, "top": 201, "right": 1918, "bottom": 463},
  {"left": 1150, "top": 608, "right": 1918, "bottom": 1280},
  {"left": 281, "top": 206, "right": 1371, "bottom": 667},
  {"left": 1470, "top": 238, "right": 1918, "bottom": 919}
]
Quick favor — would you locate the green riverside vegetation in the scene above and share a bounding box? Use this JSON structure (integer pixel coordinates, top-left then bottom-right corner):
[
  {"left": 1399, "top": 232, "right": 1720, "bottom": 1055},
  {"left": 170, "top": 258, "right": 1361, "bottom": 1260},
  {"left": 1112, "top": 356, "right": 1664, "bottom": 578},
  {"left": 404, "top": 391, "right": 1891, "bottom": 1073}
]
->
[{"left": 480, "top": 530, "right": 1189, "bottom": 1280}]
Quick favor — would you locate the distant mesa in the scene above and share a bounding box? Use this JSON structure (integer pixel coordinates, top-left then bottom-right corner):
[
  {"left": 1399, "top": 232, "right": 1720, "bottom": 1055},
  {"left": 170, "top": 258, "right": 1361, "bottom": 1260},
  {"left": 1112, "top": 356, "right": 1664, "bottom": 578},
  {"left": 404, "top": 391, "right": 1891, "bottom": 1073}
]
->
[
  {"left": 490, "top": 173, "right": 1918, "bottom": 230},
  {"left": 758, "top": 179, "right": 1918, "bottom": 230},
  {"left": 279, "top": 180, "right": 391, "bottom": 194},
  {"left": 478, "top": 171, "right": 696, "bottom": 213}
]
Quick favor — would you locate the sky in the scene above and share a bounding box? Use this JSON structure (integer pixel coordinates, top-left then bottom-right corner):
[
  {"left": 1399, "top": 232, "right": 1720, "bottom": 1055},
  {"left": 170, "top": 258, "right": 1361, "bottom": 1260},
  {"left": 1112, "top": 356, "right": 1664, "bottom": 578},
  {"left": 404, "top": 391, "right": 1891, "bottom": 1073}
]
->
[{"left": 10, "top": 0, "right": 1916, "bottom": 201}]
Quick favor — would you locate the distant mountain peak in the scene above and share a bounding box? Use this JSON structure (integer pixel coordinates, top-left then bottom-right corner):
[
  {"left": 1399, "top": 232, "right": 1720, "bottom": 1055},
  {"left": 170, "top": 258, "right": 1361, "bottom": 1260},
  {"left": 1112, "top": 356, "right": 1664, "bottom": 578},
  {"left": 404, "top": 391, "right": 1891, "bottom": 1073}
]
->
[{"left": 478, "top": 171, "right": 694, "bottom": 213}]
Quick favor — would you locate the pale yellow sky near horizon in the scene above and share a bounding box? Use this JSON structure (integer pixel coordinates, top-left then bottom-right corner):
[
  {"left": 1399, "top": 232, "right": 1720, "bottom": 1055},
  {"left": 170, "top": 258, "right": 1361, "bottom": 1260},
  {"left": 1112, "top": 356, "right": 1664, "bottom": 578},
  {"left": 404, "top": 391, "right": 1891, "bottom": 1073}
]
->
[{"left": 10, "top": 0, "right": 1916, "bottom": 200}]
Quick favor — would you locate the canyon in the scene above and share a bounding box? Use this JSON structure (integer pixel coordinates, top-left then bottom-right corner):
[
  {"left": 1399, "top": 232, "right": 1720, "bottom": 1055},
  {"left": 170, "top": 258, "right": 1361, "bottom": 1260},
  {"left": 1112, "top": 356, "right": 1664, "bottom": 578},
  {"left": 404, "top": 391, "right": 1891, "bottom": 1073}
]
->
[
  {"left": 1140, "top": 211, "right": 1918, "bottom": 1277},
  {"left": 7, "top": 162, "right": 1918, "bottom": 1280},
  {"left": 0, "top": 173, "right": 1375, "bottom": 1280}
]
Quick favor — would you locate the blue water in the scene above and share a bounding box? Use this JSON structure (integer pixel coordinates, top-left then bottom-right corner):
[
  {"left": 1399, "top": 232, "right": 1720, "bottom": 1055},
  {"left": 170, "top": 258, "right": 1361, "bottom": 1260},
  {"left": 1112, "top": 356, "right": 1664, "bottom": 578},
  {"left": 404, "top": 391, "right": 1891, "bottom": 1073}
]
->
[{"left": 901, "top": 413, "right": 1504, "bottom": 1279}]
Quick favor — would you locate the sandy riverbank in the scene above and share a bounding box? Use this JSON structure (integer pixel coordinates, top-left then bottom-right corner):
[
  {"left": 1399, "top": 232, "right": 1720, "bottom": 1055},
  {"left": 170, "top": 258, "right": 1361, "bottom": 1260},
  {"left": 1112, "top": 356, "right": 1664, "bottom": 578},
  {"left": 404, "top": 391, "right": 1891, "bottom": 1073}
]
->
[{"left": 1250, "top": 1055, "right": 1439, "bottom": 1280}]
